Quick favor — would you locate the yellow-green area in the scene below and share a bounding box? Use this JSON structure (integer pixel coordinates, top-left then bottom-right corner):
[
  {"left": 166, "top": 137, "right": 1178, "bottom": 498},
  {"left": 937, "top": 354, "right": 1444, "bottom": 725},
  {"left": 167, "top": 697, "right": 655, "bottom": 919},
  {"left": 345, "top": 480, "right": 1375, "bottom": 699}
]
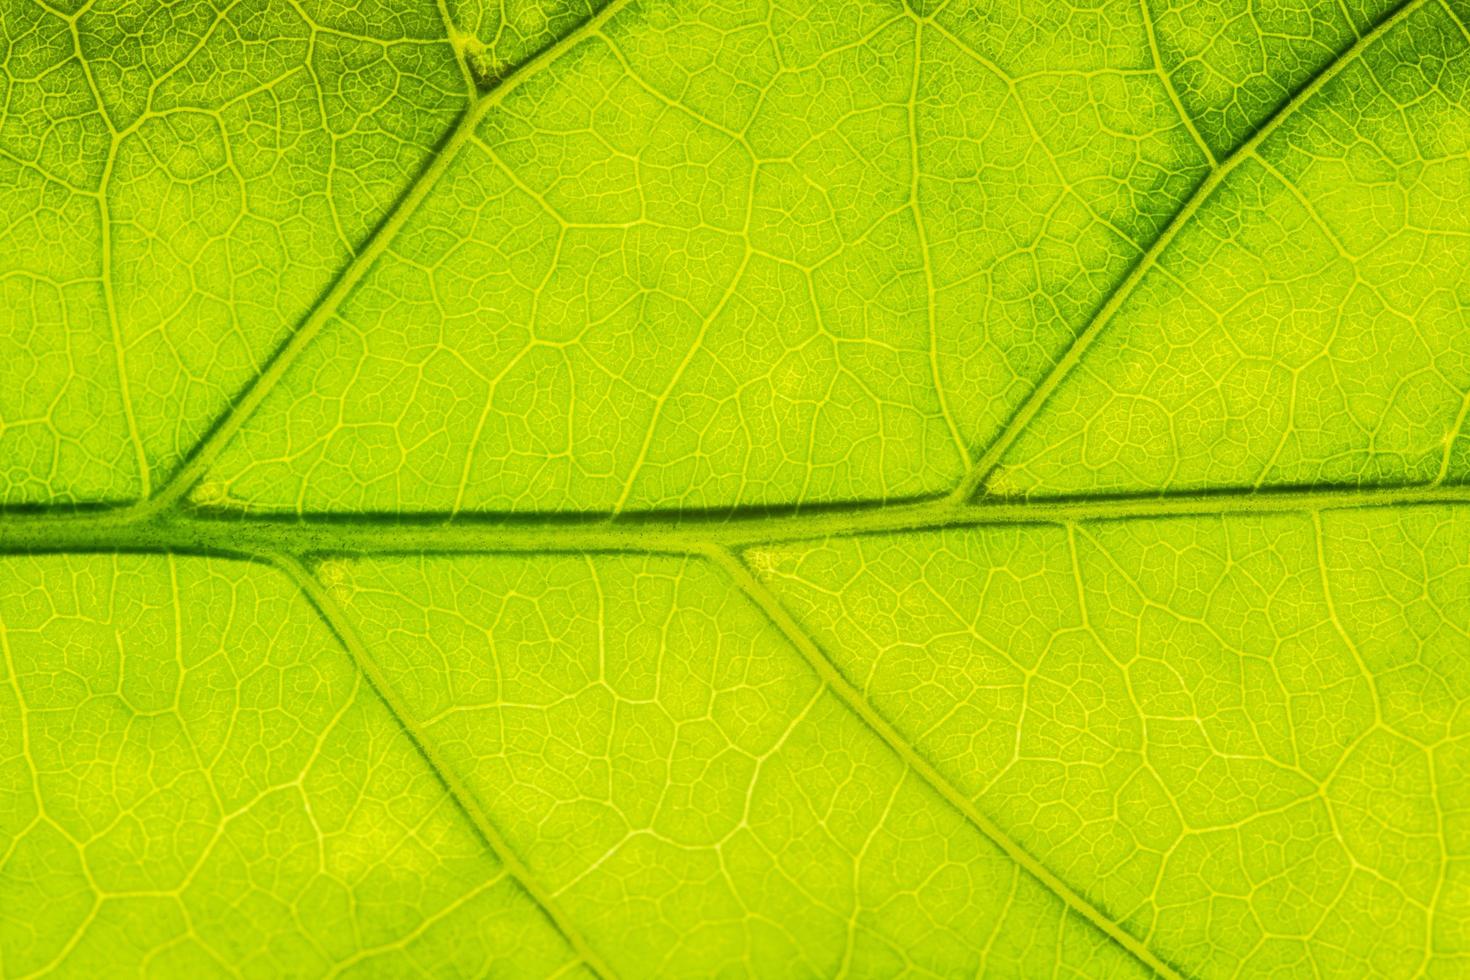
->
[{"left": 2, "top": 0, "right": 1469, "bottom": 977}]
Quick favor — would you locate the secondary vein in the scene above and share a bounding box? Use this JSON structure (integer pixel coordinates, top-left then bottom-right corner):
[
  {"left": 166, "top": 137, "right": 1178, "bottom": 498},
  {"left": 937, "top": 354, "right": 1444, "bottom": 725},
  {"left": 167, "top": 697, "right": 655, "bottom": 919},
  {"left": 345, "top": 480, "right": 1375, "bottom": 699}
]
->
[
  {"left": 134, "top": 0, "right": 638, "bottom": 522},
  {"left": 275, "top": 553, "right": 619, "bottom": 980},
  {"left": 947, "top": 0, "right": 1428, "bottom": 506},
  {"left": 704, "top": 545, "right": 1186, "bottom": 980},
  {"left": 1138, "top": 0, "right": 1219, "bottom": 169},
  {"left": 133, "top": 106, "right": 482, "bottom": 520}
]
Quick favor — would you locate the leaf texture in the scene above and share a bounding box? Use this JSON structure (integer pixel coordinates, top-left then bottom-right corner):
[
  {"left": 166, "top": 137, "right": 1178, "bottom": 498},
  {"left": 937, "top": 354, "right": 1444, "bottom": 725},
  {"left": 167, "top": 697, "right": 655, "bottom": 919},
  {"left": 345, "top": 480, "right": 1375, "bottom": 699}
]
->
[{"left": 2, "top": 0, "right": 1469, "bottom": 977}]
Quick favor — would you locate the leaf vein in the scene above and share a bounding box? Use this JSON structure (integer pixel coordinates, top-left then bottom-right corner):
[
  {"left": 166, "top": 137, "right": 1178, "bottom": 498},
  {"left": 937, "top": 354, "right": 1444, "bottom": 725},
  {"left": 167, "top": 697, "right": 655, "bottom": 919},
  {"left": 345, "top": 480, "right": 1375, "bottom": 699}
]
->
[
  {"left": 704, "top": 544, "right": 1187, "bottom": 980},
  {"left": 948, "top": 0, "right": 1430, "bottom": 505},
  {"left": 274, "top": 553, "right": 618, "bottom": 980}
]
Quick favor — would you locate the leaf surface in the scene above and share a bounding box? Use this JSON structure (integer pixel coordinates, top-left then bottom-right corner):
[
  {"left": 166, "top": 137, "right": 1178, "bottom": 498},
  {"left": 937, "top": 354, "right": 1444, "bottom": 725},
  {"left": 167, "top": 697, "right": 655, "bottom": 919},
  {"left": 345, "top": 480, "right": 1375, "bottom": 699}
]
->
[{"left": 2, "top": 0, "right": 1469, "bottom": 977}]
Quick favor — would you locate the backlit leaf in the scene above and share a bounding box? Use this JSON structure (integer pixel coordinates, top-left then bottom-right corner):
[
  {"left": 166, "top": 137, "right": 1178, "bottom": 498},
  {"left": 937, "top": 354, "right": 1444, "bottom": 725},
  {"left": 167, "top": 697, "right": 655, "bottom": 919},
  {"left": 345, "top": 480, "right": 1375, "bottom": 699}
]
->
[{"left": 3, "top": 0, "right": 1468, "bottom": 976}]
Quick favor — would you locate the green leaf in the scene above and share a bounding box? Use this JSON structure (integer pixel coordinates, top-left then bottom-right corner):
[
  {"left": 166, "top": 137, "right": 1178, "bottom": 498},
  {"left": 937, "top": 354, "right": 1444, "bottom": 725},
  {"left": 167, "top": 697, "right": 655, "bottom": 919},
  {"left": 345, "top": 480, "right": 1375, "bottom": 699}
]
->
[{"left": 2, "top": 0, "right": 1468, "bottom": 977}]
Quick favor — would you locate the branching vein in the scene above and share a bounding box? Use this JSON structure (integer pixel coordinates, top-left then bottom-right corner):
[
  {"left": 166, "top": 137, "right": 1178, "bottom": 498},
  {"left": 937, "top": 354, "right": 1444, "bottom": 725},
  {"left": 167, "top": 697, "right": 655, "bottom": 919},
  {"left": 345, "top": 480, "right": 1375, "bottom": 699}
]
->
[
  {"left": 948, "top": 0, "right": 1428, "bottom": 505},
  {"left": 275, "top": 553, "right": 619, "bottom": 980}
]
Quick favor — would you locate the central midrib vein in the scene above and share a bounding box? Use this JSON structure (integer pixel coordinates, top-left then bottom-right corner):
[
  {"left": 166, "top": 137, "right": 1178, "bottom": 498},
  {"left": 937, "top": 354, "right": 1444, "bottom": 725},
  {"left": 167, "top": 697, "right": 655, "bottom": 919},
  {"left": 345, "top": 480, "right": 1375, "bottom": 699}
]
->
[{"left": 5, "top": 481, "right": 1469, "bottom": 557}]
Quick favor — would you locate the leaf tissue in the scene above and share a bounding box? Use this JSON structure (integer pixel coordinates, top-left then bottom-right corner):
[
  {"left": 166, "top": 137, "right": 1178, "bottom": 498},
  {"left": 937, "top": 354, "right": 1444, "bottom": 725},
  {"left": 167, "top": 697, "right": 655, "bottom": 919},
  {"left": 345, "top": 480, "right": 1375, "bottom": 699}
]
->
[{"left": 2, "top": 0, "right": 1469, "bottom": 976}]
